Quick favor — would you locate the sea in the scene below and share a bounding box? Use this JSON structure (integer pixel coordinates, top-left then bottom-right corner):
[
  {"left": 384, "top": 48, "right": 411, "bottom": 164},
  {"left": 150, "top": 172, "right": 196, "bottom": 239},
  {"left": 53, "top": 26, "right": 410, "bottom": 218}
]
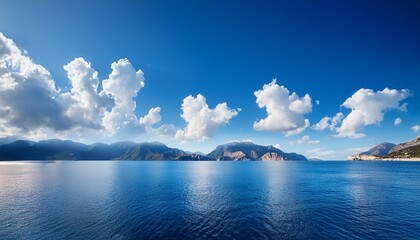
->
[{"left": 0, "top": 161, "right": 419, "bottom": 240}]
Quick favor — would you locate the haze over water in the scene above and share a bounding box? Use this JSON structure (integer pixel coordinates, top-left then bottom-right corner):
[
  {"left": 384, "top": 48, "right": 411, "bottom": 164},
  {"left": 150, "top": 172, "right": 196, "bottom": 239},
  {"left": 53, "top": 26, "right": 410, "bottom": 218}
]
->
[{"left": 1, "top": 161, "right": 419, "bottom": 239}]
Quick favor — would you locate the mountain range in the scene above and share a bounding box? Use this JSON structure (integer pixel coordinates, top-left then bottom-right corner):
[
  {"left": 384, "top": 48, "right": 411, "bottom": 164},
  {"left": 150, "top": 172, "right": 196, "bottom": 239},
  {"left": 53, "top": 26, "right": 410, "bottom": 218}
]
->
[
  {"left": 0, "top": 139, "right": 307, "bottom": 161},
  {"left": 348, "top": 137, "right": 420, "bottom": 160},
  {"left": 207, "top": 141, "right": 307, "bottom": 161}
]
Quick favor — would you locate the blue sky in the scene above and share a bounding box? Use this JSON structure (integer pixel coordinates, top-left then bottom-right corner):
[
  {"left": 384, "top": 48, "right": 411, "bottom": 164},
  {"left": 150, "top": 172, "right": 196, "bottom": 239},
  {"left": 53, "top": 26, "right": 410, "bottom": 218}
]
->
[{"left": 0, "top": 0, "right": 419, "bottom": 159}]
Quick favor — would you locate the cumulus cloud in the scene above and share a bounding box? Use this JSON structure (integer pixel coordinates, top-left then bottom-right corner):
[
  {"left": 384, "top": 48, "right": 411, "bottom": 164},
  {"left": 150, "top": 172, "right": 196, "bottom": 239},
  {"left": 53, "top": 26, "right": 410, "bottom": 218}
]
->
[
  {"left": 394, "top": 117, "right": 402, "bottom": 126},
  {"left": 412, "top": 125, "right": 420, "bottom": 132},
  {"left": 175, "top": 94, "right": 239, "bottom": 141},
  {"left": 60, "top": 58, "right": 113, "bottom": 128},
  {"left": 138, "top": 108, "right": 178, "bottom": 138},
  {"left": 0, "top": 32, "right": 153, "bottom": 141},
  {"left": 0, "top": 32, "right": 76, "bottom": 137},
  {"left": 290, "top": 135, "right": 319, "bottom": 145},
  {"left": 312, "top": 113, "right": 343, "bottom": 131},
  {"left": 336, "top": 88, "right": 410, "bottom": 138},
  {"left": 139, "top": 107, "right": 162, "bottom": 127},
  {"left": 253, "top": 79, "right": 313, "bottom": 136},
  {"left": 101, "top": 58, "right": 146, "bottom": 137}
]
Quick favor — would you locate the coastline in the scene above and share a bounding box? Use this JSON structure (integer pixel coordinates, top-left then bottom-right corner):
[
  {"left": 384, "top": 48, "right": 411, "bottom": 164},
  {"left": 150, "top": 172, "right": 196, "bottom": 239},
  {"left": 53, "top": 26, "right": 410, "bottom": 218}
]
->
[
  {"left": 349, "top": 158, "right": 420, "bottom": 162},
  {"left": 379, "top": 158, "right": 420, "bottom": 161}
]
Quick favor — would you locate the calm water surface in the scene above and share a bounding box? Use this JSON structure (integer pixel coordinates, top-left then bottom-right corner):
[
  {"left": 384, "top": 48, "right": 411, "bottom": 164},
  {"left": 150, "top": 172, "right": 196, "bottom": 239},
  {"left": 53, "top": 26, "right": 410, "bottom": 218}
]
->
[{"left": 0, "top": 161, "right": 419, "bottom": 239}]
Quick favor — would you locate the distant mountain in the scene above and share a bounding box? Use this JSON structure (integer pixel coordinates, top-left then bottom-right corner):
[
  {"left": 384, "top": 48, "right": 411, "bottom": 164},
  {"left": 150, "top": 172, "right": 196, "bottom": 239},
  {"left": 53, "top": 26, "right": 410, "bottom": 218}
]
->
[
  {"left": 361, "top": 142, "right": 396, "bottom": 157},
  {"left": 0, "top": 139, "right": 87, "bottom": 160},
  {"left": 206, "top": 142, "right": 307, "bottom": 161},
  {"left": 384, "top": 137, "right": 420, "bottom": 159},
  {"left": 0, "top": 139, "right": 206, "bottom": 161},
  {"left": 348, "top": 142, "right": 395, "bottom": 160},
  {"left": 388, "top": 137, "right": 420, "bottom": 154},
  {"left": 0, "top": 137, "right": 19, "bottom": 146},
  {"left": 0, "top": 139, "right": 308, "bottom": 161},
  {"left": 348, "top": 138, "right": 420, "bottom": 160}
]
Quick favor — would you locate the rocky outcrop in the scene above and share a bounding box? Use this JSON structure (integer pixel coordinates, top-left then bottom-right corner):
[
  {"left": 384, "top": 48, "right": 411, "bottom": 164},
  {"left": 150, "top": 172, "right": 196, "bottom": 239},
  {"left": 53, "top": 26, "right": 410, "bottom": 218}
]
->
[
  {"left": 388, "top": 137, "right": 420, "bottom": 154},
  {"left": 348, "top": 142, "right": 395, "bottom": 160},
  {"left": 347, "top": 154, "right": 378, "bottom": 161},
  {"left": 384, "top": 139, "right": 420, "bottom": 159},
  {"left": 224, "top": 150, "right": 247, "bottom": 159},
  {"left": 260, "top": 152, "right": 285, "bottom": 161},
  {"left": 0, "top": 139, "right": 308, "bottom": 161},
  {"left": 176, "top": 154, "right": 211, "bottom": 161},
  {"left": 348, "top": 138, "right": 420, "bottom": 161},
  {"left": 361, "top": 142, "right": 395, "bottom": 157},
  {"left": 206, "top": 142, "right": 307, "bottom": 161}
]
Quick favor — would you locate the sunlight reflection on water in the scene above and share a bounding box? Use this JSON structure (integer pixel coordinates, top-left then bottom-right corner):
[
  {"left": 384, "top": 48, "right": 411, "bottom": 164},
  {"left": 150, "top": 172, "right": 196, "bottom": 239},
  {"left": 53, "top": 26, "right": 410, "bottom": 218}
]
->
[{"left": 0, "top": 161, "right": 419, "bottom": 239}]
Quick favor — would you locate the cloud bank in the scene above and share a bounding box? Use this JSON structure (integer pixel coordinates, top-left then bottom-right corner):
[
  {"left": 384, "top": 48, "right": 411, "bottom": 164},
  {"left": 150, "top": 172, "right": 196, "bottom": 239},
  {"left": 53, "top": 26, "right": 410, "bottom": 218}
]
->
[
  {"left": 253, "top": 79, "right": 313, "bottom": 136},
  {"left": 0, "top": 32, "right": 241, "bottom": 143},
  {"left": 0, "top": 32, "right": 157, "bottom": 140}
]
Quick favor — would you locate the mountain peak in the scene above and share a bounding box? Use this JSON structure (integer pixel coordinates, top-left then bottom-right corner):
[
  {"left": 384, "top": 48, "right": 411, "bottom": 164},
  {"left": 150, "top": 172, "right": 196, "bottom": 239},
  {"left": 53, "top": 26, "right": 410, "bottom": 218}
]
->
[
  {"left": 0, "top": 139, "right": 307, "bottom": 161},
  {"left": 207, "top": 141, "right": 306, "bottom": 161},
  {"left": 361, "top": 142, "right": 395, "bottom": 157}
]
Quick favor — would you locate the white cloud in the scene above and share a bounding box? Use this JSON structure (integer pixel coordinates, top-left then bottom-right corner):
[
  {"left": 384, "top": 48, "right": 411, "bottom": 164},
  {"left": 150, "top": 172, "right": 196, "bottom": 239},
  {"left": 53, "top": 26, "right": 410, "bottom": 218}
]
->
[
  {"left": 139, "top": 107, "right": 161, "bottom": 127},
  {"left": 0, "top": 32, "right": 155, "bottom": 141},
  {"left": 290, "top": 135, "right": 319, "bottom": 145},
  {"left": 312, "top": 113, "right": 343, "bottom": 131},
  {"left": 101, "top": 58, "right": 146, "bottom": 138},
  {"left": 336, "top": 88, "right": 410, "bottom": 138},
  {"left": 175, "top": 94, "right": 239, "bottom": 142},
  {"left": 307, "top": 148, "right": 336, "bottom": 159},
  {"left": 138, "top": 108, "right": 179, "bottom": 139},
  {"left": 157, "top": 124, "right": 178, "bottom": 136},
  {"left": 394, "top": 117, "right": 402, "bottom": 126},
  {"left": 60, "top": 58, "right": 113, "bottom": 128},
  {"left": 0, "top": 32, "right": 75, "bottom": 138},
  {"left": 412, "top": 125, "right": 420, "bottom": 132},
  {"left": 312, "top": 117, "right": 329, "bottom": 131},
  {"left": 253, "top": 79, "right": 312, "bottom": 136},
  {"left": 290, "top": 135, "right": 309, "bottom": 145}
]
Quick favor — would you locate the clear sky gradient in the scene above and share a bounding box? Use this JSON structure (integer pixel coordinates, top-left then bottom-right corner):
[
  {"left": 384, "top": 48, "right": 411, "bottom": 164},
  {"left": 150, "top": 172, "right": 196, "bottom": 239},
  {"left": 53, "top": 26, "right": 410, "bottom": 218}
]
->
[{"left": 0, "top": 0, "right": 419, "bottom": 159}]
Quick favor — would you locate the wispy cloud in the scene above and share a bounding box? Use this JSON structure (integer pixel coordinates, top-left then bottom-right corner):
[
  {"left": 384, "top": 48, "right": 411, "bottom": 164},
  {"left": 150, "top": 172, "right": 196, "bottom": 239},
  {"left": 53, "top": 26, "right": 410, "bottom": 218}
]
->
[
  {"left": 394, "top": 117, "right": 402, "bottom": 126},
  {"left": 307, "top": 148, "right": 336, "bottom": 159},
  {"left": 290, "top": 135, "right": 319, "bottom": 145}
]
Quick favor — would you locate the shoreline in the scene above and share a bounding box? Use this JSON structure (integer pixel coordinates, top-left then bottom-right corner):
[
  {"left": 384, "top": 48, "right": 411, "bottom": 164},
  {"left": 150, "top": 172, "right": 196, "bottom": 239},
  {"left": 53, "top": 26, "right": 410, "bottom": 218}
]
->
[{"left": 349, "top": 158, "right": 420, "bottom": 162}]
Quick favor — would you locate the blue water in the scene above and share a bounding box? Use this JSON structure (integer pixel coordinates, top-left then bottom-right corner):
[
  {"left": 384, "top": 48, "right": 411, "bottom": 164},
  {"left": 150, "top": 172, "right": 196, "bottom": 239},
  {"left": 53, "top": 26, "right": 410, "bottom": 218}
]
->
[{"left": 0, "top": 161, "right": 419, "bottom": 239}]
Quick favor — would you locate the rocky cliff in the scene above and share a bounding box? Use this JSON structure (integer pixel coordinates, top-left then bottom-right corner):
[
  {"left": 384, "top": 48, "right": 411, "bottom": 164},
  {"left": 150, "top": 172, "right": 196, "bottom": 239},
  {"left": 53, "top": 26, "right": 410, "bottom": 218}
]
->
[{"left": 206, "top": 142, "right": 307, "bottom": 161}]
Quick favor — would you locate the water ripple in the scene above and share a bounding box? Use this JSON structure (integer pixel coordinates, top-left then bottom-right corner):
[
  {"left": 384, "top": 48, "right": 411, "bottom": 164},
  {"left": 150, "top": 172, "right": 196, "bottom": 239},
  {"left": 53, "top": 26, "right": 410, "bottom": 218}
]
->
[{"left": 1, "top": 161, "right": 420, "bottom": 239}]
